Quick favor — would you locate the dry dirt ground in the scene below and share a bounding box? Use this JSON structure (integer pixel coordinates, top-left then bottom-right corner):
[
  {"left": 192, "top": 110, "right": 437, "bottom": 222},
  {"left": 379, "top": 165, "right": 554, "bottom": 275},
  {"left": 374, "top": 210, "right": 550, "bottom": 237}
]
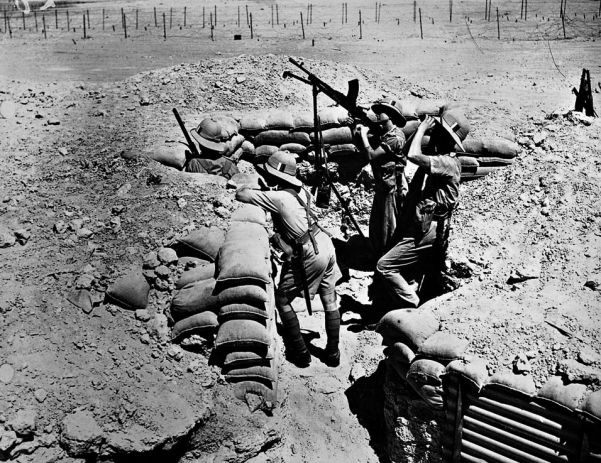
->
[{"left": 1, "top": 0, "right": 601, "bottom": 462}]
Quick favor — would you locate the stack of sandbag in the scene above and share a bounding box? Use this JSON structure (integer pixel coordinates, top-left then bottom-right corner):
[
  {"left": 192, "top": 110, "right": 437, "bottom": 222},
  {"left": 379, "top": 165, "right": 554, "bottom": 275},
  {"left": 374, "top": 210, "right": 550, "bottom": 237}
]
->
[
  {"left": 377, "top": 309, "right": 470, "bottom": 410},
  {"left": 239, "top": 106, "right": 355, "bottom": 163},
  {"left": 212, "top": 205, "right": 279, "bottom": 402},
  {"left": 457, "top": 137, "right": 520, "bottom": 180}
]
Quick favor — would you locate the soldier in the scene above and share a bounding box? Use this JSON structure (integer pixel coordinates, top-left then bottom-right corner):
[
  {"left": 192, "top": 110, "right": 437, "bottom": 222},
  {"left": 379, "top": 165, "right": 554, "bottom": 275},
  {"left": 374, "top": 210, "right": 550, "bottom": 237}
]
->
[
  {"left": 356, "top": 101, "right": 408, "bottom": 258},
  {"left": 375, "top": 108, "right": 470, "bottom": 308},
  {"left": 186, "top": 117, "right": 240, "bottom": 179},
  {"left": 235, "top": 151, "right": 341, "bottom": 368}
]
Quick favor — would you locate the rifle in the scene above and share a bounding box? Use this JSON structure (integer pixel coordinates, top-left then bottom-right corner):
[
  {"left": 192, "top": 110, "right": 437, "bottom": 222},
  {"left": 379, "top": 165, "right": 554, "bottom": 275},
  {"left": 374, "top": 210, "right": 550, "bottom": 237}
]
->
[
  {"left": 172, "top": 108, "right": 200, "bottom": 157},
  {"left": 283, "top": 57, "right": 367, "bottom": 240}
]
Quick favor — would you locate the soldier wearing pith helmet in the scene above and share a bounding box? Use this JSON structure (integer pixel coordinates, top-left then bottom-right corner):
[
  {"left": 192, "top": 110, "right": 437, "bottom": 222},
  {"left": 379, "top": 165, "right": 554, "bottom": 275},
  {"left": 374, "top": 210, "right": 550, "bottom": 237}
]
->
[
  {"left": 235, "top": 150, "right": 341, "bottom": 368},
  {"left": 375, "top": 108, "right": 470, "bottom": 308}
]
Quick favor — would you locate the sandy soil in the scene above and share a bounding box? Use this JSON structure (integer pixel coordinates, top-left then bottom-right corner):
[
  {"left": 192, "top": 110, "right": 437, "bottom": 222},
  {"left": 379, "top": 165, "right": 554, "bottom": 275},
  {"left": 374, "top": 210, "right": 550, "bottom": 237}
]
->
[{"left": 1, "top": 0, "right": 600, "bottom": 462}]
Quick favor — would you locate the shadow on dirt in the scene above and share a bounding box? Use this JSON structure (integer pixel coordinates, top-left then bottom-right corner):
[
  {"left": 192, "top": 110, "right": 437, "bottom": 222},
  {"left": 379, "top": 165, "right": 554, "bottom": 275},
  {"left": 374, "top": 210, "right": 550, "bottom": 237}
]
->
[{"left": 345, "top": 360, "right": 392, "bottom": 463}]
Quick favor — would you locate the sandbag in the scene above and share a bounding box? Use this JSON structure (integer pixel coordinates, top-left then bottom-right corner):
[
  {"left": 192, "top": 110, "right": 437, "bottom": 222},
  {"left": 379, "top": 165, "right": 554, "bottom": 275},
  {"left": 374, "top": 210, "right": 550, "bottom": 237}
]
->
[
  {"left": 223, "top": 343, "right": 275, "bottom": 369},
  {"left": 175, "top": 226, "right": 226, "bottom": 262},
  {"left": 328, "top": 143, "right": 359, "bottom": 157},
  {"left": 473, "top": 156, "right": 515, "bottom": 167},
  {"left": 415, "top": 100, "right": 446, "bottom": 117},
  {"left": 231, "top": 204, "right": 267, "bottom": 226},
  {"left": 387, "top": 356, "right": 410, "bottom": 380},
  {"left": 148, "top": 148, "right": 186, "bottom": 170},
  {"left": 215, "top": 319, "right": 270, "bottom": 354},
  {"left": 376, "top": 309, "right": 440, "bottom": 350},
  {"left": 224, "top": 360, "right": 276, "bottom": 384},
  {"left": 402, "top": 120, "right": 421, "bottom": 138},
  {"left": 582, "top": 390, "right": 601, "bottom": 422},
  {"left": 218, "top": 303, "right": 269, "bottom": 323},
  {"left": 178, "top": 256, "right": 210, "bottom": 269},
  {"left": 279, "top": 143, "right": 306, "bottom": 154},
  {"left": 171, "top": 311, "right": 219, "bottom": 341},
  {"left": 460, "top": 165, "right": 505, "bottom": 180},
  {"left": 445, "top": 356, "right": 489, "bottom": 391},
  {"left": 254, "top": 145, "right": 279, "bottom": 164},
  {"left": 255, "top": 130, "right": 311, "bottom": 147},
  {"left": 239, "top": 114, "right": 267, "bottom": 134},
  {"left": 222, "top": 134, "right": 245, "bottom": 157},
  {"left": 487, "top": 371, "right": 536, "bottom": 396},
  {"left": 310, "top": 127, "right": 353, "bottom": 145},
  {"left": 318, "top": 106, "right": 351, "bottom": 129},
  {"left": 536, "top": 376, "right": 588, "bottom": 411},
  {"left": 171, "top": 278, "right": 269, "bottom": 319},
  {"left": 175, "top": 263, "right": 215, "bottom": 289},
  {"left": 265, "top": 110, "right": 294, "bottom": 130},
  {"left": 226, "top": 172, "right": 261, "bottom": 190},
  {"left": 106, "top": 272, "right": 150, "bottom": 311},
  {"left": 241, "top": 140, "right": 256, "bottom": 157},
  {"left": 461, "top": 137, "right": 519, "bottom": 158},
  {"left": 232, "top": 380, "right": 278, "bottom": 403},
  {"left": 406, "top": 359, "right": 445, "bottom": 409},
  {"left": 417, "top": 332, "right": 469, "bottom": 363},
  {"left": 458, "top": 156, "right": 480, "bottom": 168},
  {"left": 292, "top": 112, "right": 314, "bottom": 131},
  {"left": 399, "top": 100, "right": 419, "bottom": 120},
  {"left": 216, "top": 222, "right": 271, "bottom": 286},
  {"left": 384, "top": 342, "right": 416, "bottom": 364}
]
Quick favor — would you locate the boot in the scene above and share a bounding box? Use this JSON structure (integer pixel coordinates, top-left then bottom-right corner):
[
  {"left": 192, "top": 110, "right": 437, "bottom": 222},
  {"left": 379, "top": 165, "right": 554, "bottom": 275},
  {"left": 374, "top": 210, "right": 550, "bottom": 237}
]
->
[
  {"left": 322, "top": 292, "right": 341, "bottom": 367},
  {"left": 279, "top": 310, "right": 311, "bottom": 367}
]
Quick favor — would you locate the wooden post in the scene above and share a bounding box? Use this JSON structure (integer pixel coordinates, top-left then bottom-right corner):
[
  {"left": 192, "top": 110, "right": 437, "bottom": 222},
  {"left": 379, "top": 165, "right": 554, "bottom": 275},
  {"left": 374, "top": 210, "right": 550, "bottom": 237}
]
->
[
  {"left": 238, "top": 6, "right": 240, "bottom": 26},
  {"left": 136, "top": 9, "right": 138, "bottom": 29},
  {"left": 154, "top": 7, "right": 157, "bottom": 27},
  {"left": 563, "top": 0, "right": 568, "bottom": 17},
  {"left": 250, "top": 12, "right": 253, "bottom": 38},
  {"left": 306, "top": 4, "right": 309, "bottom": 25},
  {"left": 203, "top": 7, "right": 205, "bottom": 28},
  {"left": 82, "top": 14, "right": 85, "bottom": 39},
  {"left": 121, "top": 8, "right": 124, "bottom": 29},
  {"left": 562, "top": 10, "right": 566, "bottom": 37},
  {"left": 102, "top": 9, "right": 104, "bottom": 30},
  {"left": 169, "top": 7, "right": 172, "bottom": 28},
  {"left": 43, "top": 14, "right": 47, "bottom": 38},
  {"left": 277, "top": 4, "right": 279, "bottom": 24},
  {"left": 55, "top": 9, "right": 57, "bottom": 28},
  {"left": 214, "top": 5, "right": 217, "bottom": 26},
  {"left": 8, "top": 14, "right": 12, "bottom": 38},
  {"left": 342, "top": 3, "right": 344, "bottom": 23},
  {"left": 485, "top": 0, "right": 488, "bottom": 20},
  {"left": 520, "top": 0, "right": 524, "bottom": 19},
  {"left": 124, "top": 12, "right": 127, "bottom": 38},
  {"left": 86, "top": 9, "right": 89, "bottom": 29},
  {"left": 300, "top": 11, "right": 305, "bottom": 38},
  {"left": 271, "top": 4, "right": 273, "bottom": 26},
  {"left": 375, "top": 1, "right": 377, "bottom": 21},
  {"left": 184, "top": 7, "right": 186, "bottom": 27},
  {"left": 525, "top": 0, "right": 527, "bottom": 20},
  {"left": 419, "top": 7, "right": 423, "bottom": 38},
  {"left": 22, "top": 11, "right": 25, "bottom": 30},
  {"left": 246, "top": 5, "right": 249, "bottom": 26},
  {"left": 449, "top": 0, "right": 452, "bottom": 22},
  {"left": 413, "top": 0, "right": 416, "bottom": 22},
  {"left": 66, "top": 10, "right": 69, "bottom": 31},
  {"left": 496, "top": 7, "right": 500, "bottom": 38},
  {"left": 359, "top": 9, "right": 362, "bottom": 38},
  {"left": 163, "top": 12, "right": 166, "bottom": 39}
]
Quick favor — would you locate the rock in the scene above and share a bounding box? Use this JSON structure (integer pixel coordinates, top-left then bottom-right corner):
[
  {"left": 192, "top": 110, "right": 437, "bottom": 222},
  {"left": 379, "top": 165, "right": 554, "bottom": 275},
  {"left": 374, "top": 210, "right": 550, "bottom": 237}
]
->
[
  {"left": 584, "top": 280, "right": 599, "bottom": 291},
  {"left": 112, "top": 205, "right": 126, "bottom": 214},
  {"left": 135, "top": 309, "right": 152, "bottom": 322},
  {"left": 9, "top": 408, "right": 37, "bottom": 437},
  {"left": 60, "top": 410, "right": 104, "bottom": 457},
  {"left": 577, "top": 348, "right": 601, "bottom": 366},
  {"left": 177, "top": 198, "right": 187, "bottom": 210},
  {"left": 532, "top": 132, "right": 547, "bottom": 146},
  {"left": 167, "top": 346, "right": 184, "bottom": 361},
  {"left": 53, "top": 221, "right": 67, "bottom": 234},
  {"left": 187, "top": 359, "right": 202, "bottom": 373},
  {"left": 570, "top": 111, "right": 593, "bottom": 126},
  {"left": 507, "top": 261, "right": 540, "bottom": 284},
  {"left": 513, "top": 353, "right": 532, "bottom": 374},
  {"left": 14, "top": 229, "right": 30, "bottom": 245},
  {"left": 149, "top": 314, "right": 169, "bottom": 342},
  {"left": 139, "top": 94, "right": 151, "bottom": 106},
  {"left": 541, "top": 207, "right": 550, "bottom": 216},
  {"left": 0, "top": 100, "right": 17, "bottom": 119},
  {"left": 517, "top": 136, "right": 530, "bottom": 146},
  {"left": 0, "top": 429, "right": 19, "bottom": 453},
  {"left": 66, "top": 289, "right": 94, "bottom": 314},
  {"left": 236, "top": 76, "right": 247, "bottom": 84},
  {"left": 214, "top": 206, "right": 230, "bottom": 218},
  {"left": 0, "top": 226, "right": 16, "bottom": 248},
  {"left": 157, "top": 247, "right": 178, "bottom": 265},
  {"left": 349, "top": 363, "right": 366, "bottom": 383},
  {"left": 75, "top": 274, "right": 95, "bottom": 290},
  {"left": 58, "top": 147, "right": 68, "bottom": 155},
  {"left": 34, "top": 389, "right": 48, "bottom": 403},
  {"left": 9, "top": 439, "right": 41, "bottom": 458},
  {"left": 556, "top": 359, "right": 601, "bottom": 384},
  {"left": 0, "top": 363, "right": 15, "bottom": 383},
  {"left": 154, "top": 265, "right": 171, "bottom": 279},
  {"left": 47, "top": 118, "right": 60, "bottom": 126},
  {"left": 116, "top": 183, "right": 132, "bottom": 197},
  {"left": 154, "top": 278, "right": 170, "bottom": 291},
  {"left": 76, "top": 228, "right": 94, "bottom": 239},
  {"left": 143, "top": 251, "right": 160, "bottom": 269}
]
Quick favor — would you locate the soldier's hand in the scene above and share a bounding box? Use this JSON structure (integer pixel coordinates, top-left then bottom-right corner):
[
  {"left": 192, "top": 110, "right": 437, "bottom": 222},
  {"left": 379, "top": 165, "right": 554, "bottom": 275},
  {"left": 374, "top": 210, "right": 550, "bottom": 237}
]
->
[{"left": 419, "top": 115, "right": 437, "bottom": 132}]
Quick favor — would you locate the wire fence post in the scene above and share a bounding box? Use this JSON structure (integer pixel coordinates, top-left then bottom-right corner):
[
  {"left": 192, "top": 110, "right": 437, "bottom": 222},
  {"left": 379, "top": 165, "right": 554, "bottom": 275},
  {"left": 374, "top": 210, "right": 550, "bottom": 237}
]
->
[
  {"left": 562, "top": 9, "right": 566, "bottom": 37},
  {"left": 54, "top": 8, "right": 57, "bottom": 28},
  {"left": 43, "top": 14, "right": 48, "bottom": 38},
  {"left": 124, "top": 11, "right": 127, "bottom": 38},
  {"left": 34, "top": 10, "right": 38, "bottom": 31},
  {"left": 419, "top": 7, "right": 423, "bottom": 38},
  {"left": 359, "top": 9, "right": 362, "bottom": 38},
  {"left": 203, "top": 7, "right": 206, "bottom": 28},
  {"left": 485, "top": 0, "right": 488, "bottom": 20},
  {"left": 237, "top": 6, "right": 240, "bottom": 26},
  {"left": 102, "top": 8, "right": 104, "bottom": 30},
  {"left": 277, "top": 3, "right": 279, "bottom": 24},
  {"left": 184, "top": 7, "right": 186, "bottom": 27},
  {"left": 66, "top": 10, "right": 69, "bottom": 31},
  {"left": 170, "top": 7, "right": 172, "bottom": 29},
  {"left": 86, "top": 10, "right": 89, "bottom": 29},
  {"left": 136, "top": 9, "right": 138, "bottom": 29},
  {"left": 496, "top": 7, "right": 500, "bottom": 38},
  {"left": 250, "top": 11, "right": 253, "bottom": 38},
  {"left": 214, "top": 5, "right": 217, "bottom": 27},
  {"left": 413, "top": 0, "right": 416, "bottom": 22},
  {"left": 163, "top": 12, "right": 166, "bottom": 39},
  {"left": 525, "top": 0, "right": 527, "bottom": 19},
  {"left": 154, "top": 7, "right": 157, "bottom": 27},
  {"left": 300, "top": 11, "right": 305, "bottom": 38},
  {"left": 82, "top": 14, "right": 86, "bottom": 39}
]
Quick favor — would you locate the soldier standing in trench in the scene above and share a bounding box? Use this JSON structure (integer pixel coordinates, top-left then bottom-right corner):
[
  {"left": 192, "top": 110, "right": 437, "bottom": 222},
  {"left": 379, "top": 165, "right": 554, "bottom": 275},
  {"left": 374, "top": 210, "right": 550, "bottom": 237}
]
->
[
  {"left": 375, "top": 109, "right": 470, "bottom": 308},
  {"left": 235, "top": 151, "right": 341, "bottom": 368}
]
